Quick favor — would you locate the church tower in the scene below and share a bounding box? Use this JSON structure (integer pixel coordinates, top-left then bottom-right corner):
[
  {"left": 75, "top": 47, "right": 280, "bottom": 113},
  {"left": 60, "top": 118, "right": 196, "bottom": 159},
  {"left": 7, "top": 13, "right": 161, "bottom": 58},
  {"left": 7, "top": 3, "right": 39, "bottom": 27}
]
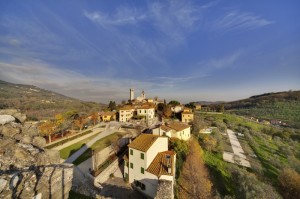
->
[{"left": 130, "top": 88, "right": 134, "bottom": 101}]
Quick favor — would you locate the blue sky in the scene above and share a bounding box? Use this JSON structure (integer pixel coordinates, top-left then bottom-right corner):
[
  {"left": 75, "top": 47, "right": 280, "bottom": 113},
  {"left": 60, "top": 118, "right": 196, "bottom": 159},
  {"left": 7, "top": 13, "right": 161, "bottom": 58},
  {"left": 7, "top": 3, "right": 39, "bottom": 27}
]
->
[{"left": 0, "top": 0, "right": 299, "bottom": 103}]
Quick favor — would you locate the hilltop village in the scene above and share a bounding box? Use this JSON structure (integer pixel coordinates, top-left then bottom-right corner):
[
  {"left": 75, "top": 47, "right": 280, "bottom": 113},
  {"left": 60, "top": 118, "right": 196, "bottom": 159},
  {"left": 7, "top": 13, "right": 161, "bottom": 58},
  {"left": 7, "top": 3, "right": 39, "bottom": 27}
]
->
[
  {"left": 0, "top": 88, "right": 198, "bottom": 199},
  {"left": 1, "top": 88, "right": 299, "bottom": 199}
]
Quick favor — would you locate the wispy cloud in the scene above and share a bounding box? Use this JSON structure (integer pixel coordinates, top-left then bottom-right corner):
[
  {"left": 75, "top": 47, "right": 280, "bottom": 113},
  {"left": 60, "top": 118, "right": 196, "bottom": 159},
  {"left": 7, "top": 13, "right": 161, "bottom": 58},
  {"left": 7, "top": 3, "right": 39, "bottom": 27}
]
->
[
  {"left": 214, "top": 10, "right": 274, "bottom": 31},
  {"left": 195, "top": 50, "right": 244, "bottom": 76},
  {"left": 148, "top": 1, "right": 200, "bottom": 41},
  {"left": 209, "top": 50, "right": 244, "bottom": 69},
  {"left": 84, "top": 1, "right": 201, "bottom": 42},
  {"left": 0, "top": 59, "right": 195, "bottom": 102},
  {"left": 83, "top": 7, "right": 145, "bottom": 26}
]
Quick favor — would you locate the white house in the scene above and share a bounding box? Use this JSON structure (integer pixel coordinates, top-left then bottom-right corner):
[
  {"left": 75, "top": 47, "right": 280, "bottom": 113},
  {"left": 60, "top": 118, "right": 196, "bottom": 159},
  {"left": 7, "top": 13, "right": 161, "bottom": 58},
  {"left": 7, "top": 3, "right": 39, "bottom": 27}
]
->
[
  {"left": 136, "top": 103, "right": 155, "bottom": 120},
  {"left": 152, "top": 122, "right": 191, "bottom": 141},
  {"left": 170, "top": 105, "right": 183, "bottom": 113},
  {"left": 119, "top": 105, "right": 135, "bottom": 122},
  {"left": 119, "top": 103, "right": 156, "bottom": 122},
  {"left": 124, "top": 134, "right": 176, "bottom": 198}
]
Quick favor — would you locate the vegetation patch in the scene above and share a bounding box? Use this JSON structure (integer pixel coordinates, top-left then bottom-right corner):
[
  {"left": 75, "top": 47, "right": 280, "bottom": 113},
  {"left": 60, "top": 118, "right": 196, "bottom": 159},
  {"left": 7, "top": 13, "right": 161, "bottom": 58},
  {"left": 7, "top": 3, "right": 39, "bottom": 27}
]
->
[
  {"left": 59, "top": 132, "right": 100, "bottom": 159},
  {"left": 73, "top": 133, "right": 123, "bottom": 165}
]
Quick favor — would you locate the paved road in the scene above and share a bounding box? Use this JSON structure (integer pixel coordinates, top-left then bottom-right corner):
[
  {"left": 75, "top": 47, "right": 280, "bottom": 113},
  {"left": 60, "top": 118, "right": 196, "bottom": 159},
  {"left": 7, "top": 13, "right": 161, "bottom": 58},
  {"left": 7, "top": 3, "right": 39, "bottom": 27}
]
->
[{"left": 64, "top": 122, "right": 121, "bottom": 163}]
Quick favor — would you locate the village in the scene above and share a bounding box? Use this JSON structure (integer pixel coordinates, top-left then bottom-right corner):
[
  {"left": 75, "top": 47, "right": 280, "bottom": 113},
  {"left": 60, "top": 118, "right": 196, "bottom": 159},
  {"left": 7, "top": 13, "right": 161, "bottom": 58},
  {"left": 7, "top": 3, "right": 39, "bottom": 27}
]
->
[
  {"left": 33, "top": 88, "right": 255, "bottom": 199},
  {"left": 34, "top": 88, "right": 201, "bottom": 198}
]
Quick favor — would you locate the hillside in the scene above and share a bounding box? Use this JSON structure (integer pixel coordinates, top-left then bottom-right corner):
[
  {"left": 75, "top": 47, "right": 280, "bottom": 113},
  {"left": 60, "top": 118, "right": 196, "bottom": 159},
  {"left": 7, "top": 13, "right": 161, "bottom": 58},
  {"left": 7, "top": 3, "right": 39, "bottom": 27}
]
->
[
  {"left": 223, "top": 91, "right": 300, "bottom": 128},
  {"left": 0, "top": 80, "right": 106, "bottom": 120}
]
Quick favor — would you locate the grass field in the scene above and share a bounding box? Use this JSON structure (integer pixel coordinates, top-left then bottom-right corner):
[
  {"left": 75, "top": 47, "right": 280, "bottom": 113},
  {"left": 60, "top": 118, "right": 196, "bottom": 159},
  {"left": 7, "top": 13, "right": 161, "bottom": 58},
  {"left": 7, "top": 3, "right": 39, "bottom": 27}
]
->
[
  {"left": 73, "top": 133, "right": 123, "bottom": 165},
  {"left": 59, "top": 132, "right": 101, "bottom": 159},
  {"left": 203, "top": 152, "right": 234, "bottom": 195},
  {"left": 198, "top": 112, "right": 300, "bottom": 195}
]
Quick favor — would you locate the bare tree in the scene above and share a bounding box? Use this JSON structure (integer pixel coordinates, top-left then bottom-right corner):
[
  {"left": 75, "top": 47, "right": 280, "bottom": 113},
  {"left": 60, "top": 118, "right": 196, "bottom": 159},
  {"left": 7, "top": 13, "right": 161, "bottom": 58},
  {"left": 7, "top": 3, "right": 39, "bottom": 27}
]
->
[
  {"left": 74, "top": 116, "right": 87, "bottom": 131},
  {"left": 90, "top": 112, "right": 99, "bottom": 126},
  {"left": 178, "top": 139, "right": 212, "bottom": 199}
]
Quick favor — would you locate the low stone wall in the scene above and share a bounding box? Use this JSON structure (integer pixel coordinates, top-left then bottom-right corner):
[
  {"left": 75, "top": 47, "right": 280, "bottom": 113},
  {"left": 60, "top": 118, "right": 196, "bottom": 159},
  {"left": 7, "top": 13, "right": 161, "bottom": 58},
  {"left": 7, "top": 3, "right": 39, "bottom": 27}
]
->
[
  {"left": 94, "top": 158, "right": 120, "bottom": 184},
  {"left": 94, "top": 146, "right": 114, "bottom": 167}
]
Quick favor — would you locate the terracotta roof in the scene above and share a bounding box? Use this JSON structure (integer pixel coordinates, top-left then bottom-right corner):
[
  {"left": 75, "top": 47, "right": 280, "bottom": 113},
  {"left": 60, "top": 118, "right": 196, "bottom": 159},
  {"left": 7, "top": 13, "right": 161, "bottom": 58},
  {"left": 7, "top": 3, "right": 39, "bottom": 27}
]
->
[
  {"left": 160, "top": 125, "right": 173, "bottom": 132},
  {"left": 146, "top": 151, "right": 176, "bottom": 177},
  {"left": 183, "top": 107, "right": 192, "bottom": 112},
  {"left": 120, "top": 105, "right": 134, "bottom": 110},
  {"left": 166, "top": 122, "right": 190, "bottom": 131},
  {"left": 101, "top": 112, "right": 116, "bottom": 116},
  {"left": 128, "top": 134, "right": 160, "bottom": 152},
  {"left": 138, "top": 103, "right": 156, "bottom": 109}
]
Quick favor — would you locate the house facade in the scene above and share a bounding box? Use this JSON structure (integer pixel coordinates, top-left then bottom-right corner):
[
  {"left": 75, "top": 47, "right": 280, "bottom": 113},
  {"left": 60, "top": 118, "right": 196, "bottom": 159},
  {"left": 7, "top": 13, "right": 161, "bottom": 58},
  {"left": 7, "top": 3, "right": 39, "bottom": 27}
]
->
[
  {"left": 119, "top": 103, "right": 155, "bottom": 122},
  {"left": 170, "top": 105, "right": 183, "bottom": 113},
  {"left": 124, "top": 134, "right": 176, "bottom": 198},
  {"left": 181, "top": 107, "right": 194, "bottom": 123},
  {"left": 136, "top": 104, "right": 155, "bottom": 120},
  {"left": 153, "top": 122, "right": 191, "bottom": 141},
  {"left": 119, "top": 105, "right": 135, "bottom": 122},
  {"left": 100, "top": 112, "right": 116, "bottom": 122},
  {"left": 195, "top": 104, "right": 202, "bottom": 110}
]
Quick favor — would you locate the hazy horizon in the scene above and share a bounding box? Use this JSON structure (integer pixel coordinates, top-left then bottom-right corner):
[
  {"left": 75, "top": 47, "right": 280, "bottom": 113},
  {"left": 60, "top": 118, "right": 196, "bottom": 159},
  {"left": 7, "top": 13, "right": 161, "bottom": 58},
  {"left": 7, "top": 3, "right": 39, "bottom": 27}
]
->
[{"left": 1, "top": 1, "right": 299, "bottom": 103}]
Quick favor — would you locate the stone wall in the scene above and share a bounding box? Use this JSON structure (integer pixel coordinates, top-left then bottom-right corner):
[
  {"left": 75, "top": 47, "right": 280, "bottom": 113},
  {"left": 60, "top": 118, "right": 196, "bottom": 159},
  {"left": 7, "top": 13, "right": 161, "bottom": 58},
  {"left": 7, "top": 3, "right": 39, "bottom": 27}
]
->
[
  {"left": 0, "top": 109, "right": 73, "bottom": 199},
  {"left": 94, "top": 159, "right": 120, "bottom": 184},
  {"left": 94, "top": 146, "right": 115, "bottom": 168}
]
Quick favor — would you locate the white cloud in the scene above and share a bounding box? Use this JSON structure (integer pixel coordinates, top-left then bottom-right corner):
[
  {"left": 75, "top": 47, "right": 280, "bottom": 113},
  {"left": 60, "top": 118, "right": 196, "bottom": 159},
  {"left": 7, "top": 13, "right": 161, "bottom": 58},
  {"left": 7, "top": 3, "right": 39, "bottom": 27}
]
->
[
  {"left": 0, "top": 59, "right": 196, "bottom": 103},
  {"left": 214, "top": 10, "right": 274, "bottom": 31}
]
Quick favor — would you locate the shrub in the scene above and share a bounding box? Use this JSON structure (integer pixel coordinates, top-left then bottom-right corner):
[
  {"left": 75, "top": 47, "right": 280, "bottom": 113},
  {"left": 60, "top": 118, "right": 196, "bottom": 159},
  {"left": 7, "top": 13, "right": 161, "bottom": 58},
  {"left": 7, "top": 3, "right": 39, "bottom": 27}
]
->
[{"left": 278, "top": 168, "right": 300, "bottom": 199}]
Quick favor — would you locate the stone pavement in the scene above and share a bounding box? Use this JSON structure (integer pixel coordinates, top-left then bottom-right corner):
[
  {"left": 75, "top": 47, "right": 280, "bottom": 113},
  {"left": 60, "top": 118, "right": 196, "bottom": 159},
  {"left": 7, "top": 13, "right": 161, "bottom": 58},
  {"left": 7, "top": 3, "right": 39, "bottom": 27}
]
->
[
  {"left": 98, "top": 164, "right": 144, "bottom": 199},
  {"left": 223, "top": 129, "right": 251, "bottom": 168}
]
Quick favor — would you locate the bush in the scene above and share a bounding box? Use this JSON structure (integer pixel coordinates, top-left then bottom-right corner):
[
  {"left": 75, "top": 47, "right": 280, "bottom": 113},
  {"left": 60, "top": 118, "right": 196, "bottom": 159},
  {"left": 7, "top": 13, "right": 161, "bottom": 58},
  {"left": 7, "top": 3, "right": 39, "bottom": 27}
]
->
[
  {"left": 45, "top": 130, "right": 92, "bottom": 149},
  {"left": 229, "top": 166, "right": 281, "bottom": 199},
  {"left": 278, "top": 168, "right": 300, "bottom": 199}
]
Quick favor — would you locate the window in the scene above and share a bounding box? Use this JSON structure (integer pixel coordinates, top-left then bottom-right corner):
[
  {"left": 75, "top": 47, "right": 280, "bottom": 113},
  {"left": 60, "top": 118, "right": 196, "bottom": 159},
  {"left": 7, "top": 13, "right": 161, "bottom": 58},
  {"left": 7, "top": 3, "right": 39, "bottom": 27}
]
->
[
  {"left": 130, "top": 163, "right": 133, "bottom": 169},
  {"left": 141, "top": 167, "right": 144, "bottom": 174},
  {"left": 140, "top": 153, "right": 144, "bottom": 159},
  {"left": 126, "top": 161, "right": 129, "bottom": 167},
  {"left": 144, "top": 110, "right": 146, "bottom": 113},
  {"left": 130, "top": 149, "right": 133, "bottom": 155}
]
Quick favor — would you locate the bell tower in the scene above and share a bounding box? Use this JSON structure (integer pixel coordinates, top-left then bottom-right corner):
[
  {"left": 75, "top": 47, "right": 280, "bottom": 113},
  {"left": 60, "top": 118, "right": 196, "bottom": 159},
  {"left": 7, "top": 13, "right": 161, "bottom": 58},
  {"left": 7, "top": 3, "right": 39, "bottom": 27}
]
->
[{"left": 130, "top": 88, "right": 134, "bottom": 101}]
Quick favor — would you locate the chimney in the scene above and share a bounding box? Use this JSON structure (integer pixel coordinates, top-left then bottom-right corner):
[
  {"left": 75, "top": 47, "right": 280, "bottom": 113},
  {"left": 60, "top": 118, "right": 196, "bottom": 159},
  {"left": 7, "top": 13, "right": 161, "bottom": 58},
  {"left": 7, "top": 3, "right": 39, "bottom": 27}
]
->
[{"left": 166, "top": 155, "right": 172, "bottom": 174}]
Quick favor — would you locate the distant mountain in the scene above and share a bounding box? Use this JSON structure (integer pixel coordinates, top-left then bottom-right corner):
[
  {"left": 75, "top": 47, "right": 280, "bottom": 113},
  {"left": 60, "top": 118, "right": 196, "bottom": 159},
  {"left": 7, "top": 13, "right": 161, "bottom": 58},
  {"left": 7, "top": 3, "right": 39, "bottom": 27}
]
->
[
  {"left": 0, "top": 80, "right": 106, "bottom": 120},
  {"left": 195, "top": 101, "right": 226, "bottom": 105},
  {"left": 221, "top": 91, "right": 300, "bottom": 128}
]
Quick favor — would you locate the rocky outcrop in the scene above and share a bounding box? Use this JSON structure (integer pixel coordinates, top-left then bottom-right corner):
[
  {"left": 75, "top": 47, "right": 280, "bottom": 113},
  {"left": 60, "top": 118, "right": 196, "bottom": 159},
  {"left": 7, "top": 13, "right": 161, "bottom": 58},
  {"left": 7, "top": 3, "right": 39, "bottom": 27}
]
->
[
  {"left": 0, "top": 109, "right": 26, "bottom": 124},
  {"left": 0, "top": 109, "right": 73, "bottom": 199}
]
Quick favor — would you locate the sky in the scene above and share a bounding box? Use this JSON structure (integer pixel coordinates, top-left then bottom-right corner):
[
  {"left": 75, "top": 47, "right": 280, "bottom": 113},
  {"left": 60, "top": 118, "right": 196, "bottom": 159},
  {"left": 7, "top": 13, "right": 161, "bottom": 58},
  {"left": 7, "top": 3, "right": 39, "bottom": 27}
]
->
[{"left": 0, "top": 0, "right": 299, "bottom": 103}]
